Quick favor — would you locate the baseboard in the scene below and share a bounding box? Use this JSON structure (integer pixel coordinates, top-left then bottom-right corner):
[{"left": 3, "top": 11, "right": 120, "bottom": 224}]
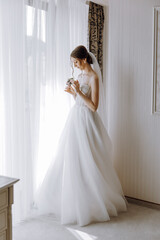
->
[{"left": 125, "top": 195, "right": 160, "bottom": 210}]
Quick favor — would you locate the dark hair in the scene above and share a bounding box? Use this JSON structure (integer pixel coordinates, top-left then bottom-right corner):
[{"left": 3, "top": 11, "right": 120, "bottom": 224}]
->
[{"left": 70, "top": 45, "right": 93, "bottom": 64}]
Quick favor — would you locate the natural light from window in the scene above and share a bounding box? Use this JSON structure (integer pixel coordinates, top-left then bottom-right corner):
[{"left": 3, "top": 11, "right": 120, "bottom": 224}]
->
[
  {"left": 26, "top": 5, "right": 46, "bottom": 42},
  {"left": 67, "top": 228, "right": 98, "bottom": 240}
]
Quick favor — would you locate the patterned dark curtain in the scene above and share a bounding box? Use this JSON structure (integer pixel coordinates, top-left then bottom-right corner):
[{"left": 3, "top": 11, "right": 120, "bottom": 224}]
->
[{"left": 88, "top": 1, "right": 104, "bottom": 74}]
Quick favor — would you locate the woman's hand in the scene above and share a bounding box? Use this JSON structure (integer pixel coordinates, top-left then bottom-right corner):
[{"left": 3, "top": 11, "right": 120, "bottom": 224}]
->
[
  {"left": 64, "top": 85, "right": 75, "bottom": 95},
  {"left": 72, "top": 80, "right": 80, "bottom": 93}
]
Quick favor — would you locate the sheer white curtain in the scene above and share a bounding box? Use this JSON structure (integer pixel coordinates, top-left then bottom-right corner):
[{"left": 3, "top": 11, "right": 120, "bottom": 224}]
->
[
  {"left": 0, "top": 0, "right": 88, "bottom": 223},
  {"left": 0, "top": 0, "right": 29, "bottom": 223}
]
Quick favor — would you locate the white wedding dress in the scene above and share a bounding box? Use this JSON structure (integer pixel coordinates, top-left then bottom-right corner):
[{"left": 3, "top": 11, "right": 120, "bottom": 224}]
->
[{"left": 34, "top": 75, "right": 127, "bottom": 226}]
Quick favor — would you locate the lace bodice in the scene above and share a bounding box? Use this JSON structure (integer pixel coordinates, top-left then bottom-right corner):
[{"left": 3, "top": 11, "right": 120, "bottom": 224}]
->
[{"left": 75, "top": 75, "right": 91, "bottom": 106}]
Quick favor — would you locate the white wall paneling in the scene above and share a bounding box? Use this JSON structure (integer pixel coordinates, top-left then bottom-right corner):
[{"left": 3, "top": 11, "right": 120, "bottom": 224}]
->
[
  {"left": 152, "top": 7, "right": 160, "bottom": 114},
  {"left": 107, "top": 0, "right": 160, "bottom": 204}
]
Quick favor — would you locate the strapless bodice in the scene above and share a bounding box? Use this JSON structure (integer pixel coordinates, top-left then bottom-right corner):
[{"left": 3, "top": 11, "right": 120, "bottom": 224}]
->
[{"left": 75, "top": 83, "right": 91, "bottom": 106}]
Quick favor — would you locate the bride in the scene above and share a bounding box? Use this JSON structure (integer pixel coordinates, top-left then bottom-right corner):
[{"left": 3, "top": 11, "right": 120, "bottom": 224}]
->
[{"left": 34, "top": 45, "right": 127, "bottom": 227}]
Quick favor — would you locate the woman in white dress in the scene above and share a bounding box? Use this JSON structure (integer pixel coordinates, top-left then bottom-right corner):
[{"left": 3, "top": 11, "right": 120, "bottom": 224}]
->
[{"left": 35, "top": 45, "right": 127, "bottom": 227}]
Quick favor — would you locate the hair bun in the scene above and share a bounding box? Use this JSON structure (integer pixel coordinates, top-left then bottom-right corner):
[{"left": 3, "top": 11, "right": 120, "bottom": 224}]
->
[
  {"left": 70, "top": 45, "right": 93, "bottom": 65},
  {"left": 87, "top": 53, "right": 93, "bottom": 64}
]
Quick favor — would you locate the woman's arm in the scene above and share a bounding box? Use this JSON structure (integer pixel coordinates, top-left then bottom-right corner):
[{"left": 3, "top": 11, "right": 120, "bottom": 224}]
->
[{"left": 73, "top": 76, "right": 99, "bottom": 112}]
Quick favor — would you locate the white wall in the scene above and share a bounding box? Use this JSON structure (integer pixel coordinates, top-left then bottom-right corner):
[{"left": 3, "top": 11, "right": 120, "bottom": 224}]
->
[{"left": 107, "top": 0, "right": 160, "bottom": 204}]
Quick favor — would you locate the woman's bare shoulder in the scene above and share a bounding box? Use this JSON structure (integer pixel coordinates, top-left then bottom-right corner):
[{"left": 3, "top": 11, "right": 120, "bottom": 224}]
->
[{"left": 89, "top": 71, "right": 99, "bottom": 85}]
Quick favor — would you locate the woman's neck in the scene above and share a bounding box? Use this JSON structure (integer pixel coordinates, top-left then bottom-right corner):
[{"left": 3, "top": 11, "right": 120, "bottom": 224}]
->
[{"left": 82, "top": 63, "right": 92, "bottom": 75}]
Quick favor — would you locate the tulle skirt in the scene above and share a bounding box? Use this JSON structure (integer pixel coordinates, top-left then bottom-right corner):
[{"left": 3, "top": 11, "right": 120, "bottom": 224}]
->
[{"left": 34, "top": 104, "right": 127, "bottom": 226}]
